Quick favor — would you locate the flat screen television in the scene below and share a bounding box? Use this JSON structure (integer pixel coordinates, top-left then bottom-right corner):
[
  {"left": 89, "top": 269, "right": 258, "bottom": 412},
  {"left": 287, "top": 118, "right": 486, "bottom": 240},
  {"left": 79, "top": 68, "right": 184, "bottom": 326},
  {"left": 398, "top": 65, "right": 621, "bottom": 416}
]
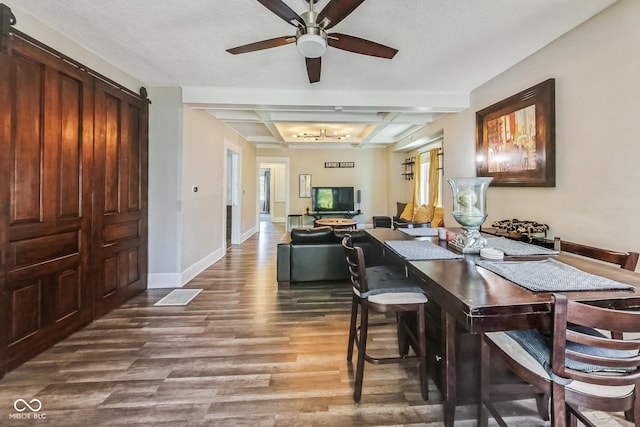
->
[{"left": 311, "top": 186, "right": 355, "bottom": 212}]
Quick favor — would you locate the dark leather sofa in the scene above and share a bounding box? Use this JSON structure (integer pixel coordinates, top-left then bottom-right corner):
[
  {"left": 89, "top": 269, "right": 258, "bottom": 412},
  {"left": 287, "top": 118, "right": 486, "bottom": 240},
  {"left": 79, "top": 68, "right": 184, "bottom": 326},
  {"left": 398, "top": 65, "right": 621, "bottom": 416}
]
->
[{"left": 276, "top": 226, "right": 385, "bottom": 288}]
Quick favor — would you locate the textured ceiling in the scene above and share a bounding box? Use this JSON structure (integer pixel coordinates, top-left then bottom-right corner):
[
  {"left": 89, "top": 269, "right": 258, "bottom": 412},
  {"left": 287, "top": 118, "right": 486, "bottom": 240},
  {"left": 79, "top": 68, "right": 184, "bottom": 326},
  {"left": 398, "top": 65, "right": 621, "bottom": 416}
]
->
[{"left": 7, "top": 0, "right": 618, "bottom": 148}]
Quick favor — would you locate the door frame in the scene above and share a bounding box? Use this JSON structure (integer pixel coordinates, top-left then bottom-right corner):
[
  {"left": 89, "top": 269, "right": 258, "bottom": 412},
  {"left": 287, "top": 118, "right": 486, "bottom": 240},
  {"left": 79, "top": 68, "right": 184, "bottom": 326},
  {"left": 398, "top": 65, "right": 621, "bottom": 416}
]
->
[
  {"left": 256, "top": 157, "right": 289, "bottom": 226},
  {"left": 223, "top": 140, "right": 242, "bottom": 248}
]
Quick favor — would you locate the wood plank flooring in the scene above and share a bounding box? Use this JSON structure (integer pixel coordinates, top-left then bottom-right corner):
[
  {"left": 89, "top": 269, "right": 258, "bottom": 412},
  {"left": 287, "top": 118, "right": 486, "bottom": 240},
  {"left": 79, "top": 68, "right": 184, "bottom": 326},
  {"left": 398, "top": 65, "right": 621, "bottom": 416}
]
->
[{"left": 0, "top": 221, "right": 631, "bottom": 426}]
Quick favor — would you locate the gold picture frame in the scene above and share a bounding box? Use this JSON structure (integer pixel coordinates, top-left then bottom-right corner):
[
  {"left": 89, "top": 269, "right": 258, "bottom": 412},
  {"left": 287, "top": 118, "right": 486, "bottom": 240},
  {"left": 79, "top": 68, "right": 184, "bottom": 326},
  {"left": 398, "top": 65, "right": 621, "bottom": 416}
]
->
[{"left": 476, "top": 79, "right": 556, "bottom": 187}]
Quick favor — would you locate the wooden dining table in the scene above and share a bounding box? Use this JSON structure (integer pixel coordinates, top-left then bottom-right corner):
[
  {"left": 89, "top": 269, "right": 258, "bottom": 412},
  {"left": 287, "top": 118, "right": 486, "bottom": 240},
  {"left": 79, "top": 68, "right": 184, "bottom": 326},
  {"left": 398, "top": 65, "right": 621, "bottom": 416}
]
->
[{"left": 365, "top": 228, "right": 640, "bottom": 427}]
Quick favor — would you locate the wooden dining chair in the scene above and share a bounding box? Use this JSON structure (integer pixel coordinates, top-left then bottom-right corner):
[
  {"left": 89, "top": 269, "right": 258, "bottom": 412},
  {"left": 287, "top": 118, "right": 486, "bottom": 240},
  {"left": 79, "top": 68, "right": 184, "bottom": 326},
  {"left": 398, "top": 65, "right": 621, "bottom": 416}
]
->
[
  {"left": 554, "top": 237, "right": 639, "bottom": 271},
  {"left": 341, "top": 235, "right": 429, "bottom": 402},
  {"left": 479, "top": 293, "right": 640, "bottom": 427}
]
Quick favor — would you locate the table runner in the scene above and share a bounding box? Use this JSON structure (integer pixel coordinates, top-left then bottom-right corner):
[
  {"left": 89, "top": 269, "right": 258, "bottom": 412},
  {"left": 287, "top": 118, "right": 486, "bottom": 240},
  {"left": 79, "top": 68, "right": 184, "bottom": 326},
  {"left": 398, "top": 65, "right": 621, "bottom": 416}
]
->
[
  {"left": 484, "top": 237, "right": 558, "bottom": 256},
  {"left": 398, "top": 227, "right": 439, "bottom": 237},
  {"left": 385, "top": 240, "right": 463, "bottom": 261},
  {"left": 476, "top": 258, "right": 635, "bottom": 292}
]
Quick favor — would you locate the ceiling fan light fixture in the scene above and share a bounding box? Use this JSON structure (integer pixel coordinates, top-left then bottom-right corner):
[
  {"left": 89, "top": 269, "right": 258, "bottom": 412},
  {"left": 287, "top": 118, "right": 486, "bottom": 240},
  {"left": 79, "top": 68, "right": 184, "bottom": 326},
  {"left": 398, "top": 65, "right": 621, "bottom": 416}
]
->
[{"left": 297, "top": 33, "right": 326, "bottom": 58}]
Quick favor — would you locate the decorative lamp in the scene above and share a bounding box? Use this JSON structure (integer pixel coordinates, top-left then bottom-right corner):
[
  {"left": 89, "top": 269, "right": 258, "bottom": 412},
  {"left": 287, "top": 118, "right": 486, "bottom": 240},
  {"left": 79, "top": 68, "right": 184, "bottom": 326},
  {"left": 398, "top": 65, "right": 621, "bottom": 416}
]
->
[{"left": 447, "top": 177, "right": 493, "bottom": 253}]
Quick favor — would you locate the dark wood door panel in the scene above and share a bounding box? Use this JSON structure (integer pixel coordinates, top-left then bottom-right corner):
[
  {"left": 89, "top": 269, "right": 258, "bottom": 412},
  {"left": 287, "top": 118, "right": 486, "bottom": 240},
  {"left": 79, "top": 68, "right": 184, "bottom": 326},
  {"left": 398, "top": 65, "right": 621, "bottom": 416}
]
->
[
  {"left": 0, "top": 31, "right": 148, "bottom": 375},
  {"left": 102, "top": 214, "right": 141, "bottom": 244},
  {"left": 93, "top": 81, "right": 147, "bottom": 317},
  {"left": 0, "top": 41, "right": 10, "bottom": 378},
  {"left": 9, "top": 231, "right": 79, "bottom": 270},
  {"left": 2, "top": 38, "right": 94, "bottom": 371},
  {"left": 10, "top": 45, "right": 91, "bottom": 233},
  {"left": 97, "top": 245, "right": 142, "bottom": 299},
  {"left": 11, "top": 51, "right": 45, "bottom": 225},
  {"left": 6, "top": 265, "right": 92, "bottom": 371}
]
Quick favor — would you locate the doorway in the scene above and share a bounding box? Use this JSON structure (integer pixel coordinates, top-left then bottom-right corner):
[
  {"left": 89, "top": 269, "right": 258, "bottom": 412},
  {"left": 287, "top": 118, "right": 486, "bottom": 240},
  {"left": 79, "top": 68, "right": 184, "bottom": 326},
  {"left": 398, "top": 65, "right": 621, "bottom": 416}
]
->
[
  {"left": 224, "top": 141, "right": 241, "bottom": 250},
  {"left": 259, "top": 168, "right": 271, "bottom": 223},
  {"left": 257, "top": 157, "right": 289, "bottom": 226}
]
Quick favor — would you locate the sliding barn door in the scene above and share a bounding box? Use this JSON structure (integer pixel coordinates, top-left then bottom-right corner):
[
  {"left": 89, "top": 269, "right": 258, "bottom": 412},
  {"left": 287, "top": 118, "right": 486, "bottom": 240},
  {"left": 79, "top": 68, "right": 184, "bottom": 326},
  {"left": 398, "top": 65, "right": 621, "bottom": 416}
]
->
[
  {"left": 0, "top": 31, "right": 9, "bottom": 376},
  {"left": 0, "top": 10, "right": 148, "bottom": 374},
  {"left": 92, "top": 81, "right": 148, "bottom": 318},
  {"left": 2, "top": 39, "right": 94, "bottom": 370}
]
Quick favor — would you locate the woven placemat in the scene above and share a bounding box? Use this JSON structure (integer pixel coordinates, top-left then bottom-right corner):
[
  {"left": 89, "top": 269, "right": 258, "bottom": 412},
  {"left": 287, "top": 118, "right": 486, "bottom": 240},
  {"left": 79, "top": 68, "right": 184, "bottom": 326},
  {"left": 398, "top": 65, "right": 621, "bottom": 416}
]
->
[
  {"left": 385, "top": 240, "right": 463, "bottom": 261},
  {"left": 476, "top": 258, "right": 634, "bottom": 292},
  {"left": 484, "top": 237, "right": 558, "bottom": 256},
  {"left": 398, "top": 227, "right": 438, "bottom": 237}
]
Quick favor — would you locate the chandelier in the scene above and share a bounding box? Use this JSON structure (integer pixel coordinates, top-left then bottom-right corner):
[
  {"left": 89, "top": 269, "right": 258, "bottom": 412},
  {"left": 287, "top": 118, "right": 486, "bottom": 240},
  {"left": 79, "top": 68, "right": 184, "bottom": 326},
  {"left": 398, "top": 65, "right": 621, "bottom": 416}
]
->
[{"left": 292, "top": 128, "right": 351, "bottom": 141}]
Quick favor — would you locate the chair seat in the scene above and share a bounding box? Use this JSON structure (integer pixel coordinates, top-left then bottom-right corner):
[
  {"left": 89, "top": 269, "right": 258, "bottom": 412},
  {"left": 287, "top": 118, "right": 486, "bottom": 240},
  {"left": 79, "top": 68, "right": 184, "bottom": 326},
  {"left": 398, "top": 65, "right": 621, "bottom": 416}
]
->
[
  {"left": 368, "top": 291, "right": 428, "bottom": 305},
  {"left": 486, "top": 331, "right": 636, "bottom": 399}
]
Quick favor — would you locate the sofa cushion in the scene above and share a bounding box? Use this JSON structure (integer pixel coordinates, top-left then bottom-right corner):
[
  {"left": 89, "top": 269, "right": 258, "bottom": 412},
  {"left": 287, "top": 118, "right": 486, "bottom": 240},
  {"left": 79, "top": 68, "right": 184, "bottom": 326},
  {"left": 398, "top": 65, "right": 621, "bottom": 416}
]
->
[
  {"left": 399, "top": 202, "right": 414, "bottom": 221},
  {"left": 396, "top": 202, "right": 407, "bottom": 218},
  {"left": 290, "top": 226, "right": 334, "bottom": 244},
  {"left": 413, "top": 204, "right": 433, "bottom": 223},
  {"left": 431, "top": 207, "right": 445, "bottom": 228}
]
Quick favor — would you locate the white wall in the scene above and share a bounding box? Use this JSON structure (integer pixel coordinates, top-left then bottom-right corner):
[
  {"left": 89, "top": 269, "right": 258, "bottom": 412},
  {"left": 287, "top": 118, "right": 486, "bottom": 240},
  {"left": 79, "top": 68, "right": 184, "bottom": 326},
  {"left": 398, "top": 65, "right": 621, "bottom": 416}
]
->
[
  {"left": 147, "top": 87, "right": 183, "bottom": 287},
  {"left": 178, "top": 107, "right": 258, "bottom": 285},
  {"left": 394, "top": 0, "right": 640, "bottom": 267}
]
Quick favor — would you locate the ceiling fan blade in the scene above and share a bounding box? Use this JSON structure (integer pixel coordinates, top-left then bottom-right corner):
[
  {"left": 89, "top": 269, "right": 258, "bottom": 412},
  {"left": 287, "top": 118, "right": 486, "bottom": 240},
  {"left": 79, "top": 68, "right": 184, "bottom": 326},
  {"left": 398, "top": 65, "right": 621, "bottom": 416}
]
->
[
  {"left": 317, "top": 0, "right": 365, "bottom": 30},
  {"left": 257, "top": 0, "right": 305, "bottom": 27},
  {"left": 328, "top": 33, "right": 398, "bottom": 59},
  {"left": 226, "top": 36, "right": 295, "bottom": 54},
  {"left": 306, "top": 57, "right": 321, "bottom": 83}
]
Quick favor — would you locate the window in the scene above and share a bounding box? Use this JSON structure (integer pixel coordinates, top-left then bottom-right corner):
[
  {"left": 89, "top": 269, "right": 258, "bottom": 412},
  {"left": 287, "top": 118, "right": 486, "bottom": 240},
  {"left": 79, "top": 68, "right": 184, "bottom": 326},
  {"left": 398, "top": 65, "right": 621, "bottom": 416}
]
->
[{"left": 418, "top": 139, "right": 443, "bottom": 209}]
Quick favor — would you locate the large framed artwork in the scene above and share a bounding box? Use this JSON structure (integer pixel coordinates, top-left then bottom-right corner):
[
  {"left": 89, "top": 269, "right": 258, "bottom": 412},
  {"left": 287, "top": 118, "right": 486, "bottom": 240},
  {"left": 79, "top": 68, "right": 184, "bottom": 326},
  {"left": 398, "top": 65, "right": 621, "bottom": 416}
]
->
[{"left": 476, "top": 79, "right": 556, "bottom": 187}]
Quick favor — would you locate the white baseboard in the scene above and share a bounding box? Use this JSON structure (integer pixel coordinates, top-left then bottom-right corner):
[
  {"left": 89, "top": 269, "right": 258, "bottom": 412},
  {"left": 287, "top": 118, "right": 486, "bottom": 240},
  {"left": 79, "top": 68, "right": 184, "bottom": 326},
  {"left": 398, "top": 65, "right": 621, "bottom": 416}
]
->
[
  {"left": 239, "top": 226, "right": 257, "bottom": 243},
  {"left": 181, "top": 248, "right": 225, "bottom": 285},
  {"left": 147, "top": 228, "right": 257, "bottom": 289},
  {"left": 147, "top": 273, "right": 182, "bottom": 289}
]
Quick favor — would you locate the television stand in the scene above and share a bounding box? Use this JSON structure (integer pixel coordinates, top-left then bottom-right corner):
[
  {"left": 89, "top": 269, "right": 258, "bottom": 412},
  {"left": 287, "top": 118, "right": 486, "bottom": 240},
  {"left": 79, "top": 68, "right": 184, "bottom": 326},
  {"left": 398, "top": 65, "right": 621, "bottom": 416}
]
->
[{"left": 309, "top": 211, "right": 360, "bottom": 221}]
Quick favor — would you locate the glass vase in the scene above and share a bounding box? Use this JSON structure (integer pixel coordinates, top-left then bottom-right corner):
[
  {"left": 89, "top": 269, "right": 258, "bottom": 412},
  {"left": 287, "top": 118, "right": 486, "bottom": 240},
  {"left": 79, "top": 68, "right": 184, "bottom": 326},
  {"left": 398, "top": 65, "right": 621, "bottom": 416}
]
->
[{"left": 447, "top": 177, "right": 493, "bottom": 253}]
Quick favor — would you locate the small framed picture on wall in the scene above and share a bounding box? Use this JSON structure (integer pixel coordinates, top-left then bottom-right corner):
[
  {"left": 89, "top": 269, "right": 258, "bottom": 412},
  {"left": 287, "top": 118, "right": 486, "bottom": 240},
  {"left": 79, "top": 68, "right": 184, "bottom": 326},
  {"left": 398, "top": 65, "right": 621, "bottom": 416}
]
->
[{"left": 299, "top": 174, "right": 311, "bottom": 198}]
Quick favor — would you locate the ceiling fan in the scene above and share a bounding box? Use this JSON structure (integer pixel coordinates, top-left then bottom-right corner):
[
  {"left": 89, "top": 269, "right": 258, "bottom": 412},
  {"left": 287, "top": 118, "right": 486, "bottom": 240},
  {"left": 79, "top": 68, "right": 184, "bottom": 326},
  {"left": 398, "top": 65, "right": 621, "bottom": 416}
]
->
[{"left": 226, "top": 0, "right": 398, "bottom": 84}]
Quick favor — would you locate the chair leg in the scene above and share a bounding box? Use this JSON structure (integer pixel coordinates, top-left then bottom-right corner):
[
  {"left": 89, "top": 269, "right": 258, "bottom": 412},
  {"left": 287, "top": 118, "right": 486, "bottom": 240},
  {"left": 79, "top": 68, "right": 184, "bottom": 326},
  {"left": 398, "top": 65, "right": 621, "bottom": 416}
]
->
[
  {"left": 417, "top": 305, "right": 428, "bottom": 401},
  {"left": 347, "top": 298, "right": 358, "bottom": 362},
  {"left": 478, "top": 336, "right": 489, "bottom": 427},
  {"left": 633, "top": 387, "right": 640, "bottom": 425},
  {"left": 568, "top": 411, "right": 577, "bottom": 427},
  {"left": 535, "top": 393, "right": 550, "bottom": 421},
  {"left": 551, "top": 381, "right": 567, "bottom": 427},
  {"left": 353, "top": 304, "right": 369, "bottom": 402},
  {"left": 396, "top": 313, "right": 410, "bottom": 357}
]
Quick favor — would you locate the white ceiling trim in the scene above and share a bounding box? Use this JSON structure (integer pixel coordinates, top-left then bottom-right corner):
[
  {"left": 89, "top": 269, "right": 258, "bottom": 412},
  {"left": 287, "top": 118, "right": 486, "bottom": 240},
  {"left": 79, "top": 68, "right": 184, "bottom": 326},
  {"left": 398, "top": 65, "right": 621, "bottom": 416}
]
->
[{"left": 181, "top": 87, "right": 470, "bottom": 111}]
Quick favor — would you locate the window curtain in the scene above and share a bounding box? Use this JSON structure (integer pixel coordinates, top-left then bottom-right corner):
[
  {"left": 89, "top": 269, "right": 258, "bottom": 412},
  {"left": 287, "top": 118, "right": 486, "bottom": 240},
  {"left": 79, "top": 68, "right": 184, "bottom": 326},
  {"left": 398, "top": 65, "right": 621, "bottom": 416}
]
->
[
  {"left": 411, "top": 153, "right": 421, "bottom": 217},
  {"left": 427, "top": 148, "right": 440, "bottom": 214}
]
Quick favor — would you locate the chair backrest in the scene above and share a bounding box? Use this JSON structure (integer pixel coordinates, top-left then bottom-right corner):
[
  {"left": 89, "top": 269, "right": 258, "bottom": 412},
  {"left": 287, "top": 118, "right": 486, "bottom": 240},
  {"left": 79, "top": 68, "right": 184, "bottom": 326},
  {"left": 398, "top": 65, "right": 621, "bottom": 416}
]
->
[
  {"left": 342, "top": 235, "right": 369, "bottom": 295},
  {"left": 551, "top": 293, "right": 640, "bottom": 387},
  {"left": 554, "top": 237, "right": 639, "bottom": 271}
]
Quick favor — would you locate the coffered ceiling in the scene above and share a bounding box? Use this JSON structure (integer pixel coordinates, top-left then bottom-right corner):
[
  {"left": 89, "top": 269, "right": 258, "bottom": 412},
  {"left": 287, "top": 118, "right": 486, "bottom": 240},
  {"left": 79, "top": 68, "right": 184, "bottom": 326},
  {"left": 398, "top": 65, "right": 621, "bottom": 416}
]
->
[{"left": 7, "top": 0, "right": 618, "bottom": 149}]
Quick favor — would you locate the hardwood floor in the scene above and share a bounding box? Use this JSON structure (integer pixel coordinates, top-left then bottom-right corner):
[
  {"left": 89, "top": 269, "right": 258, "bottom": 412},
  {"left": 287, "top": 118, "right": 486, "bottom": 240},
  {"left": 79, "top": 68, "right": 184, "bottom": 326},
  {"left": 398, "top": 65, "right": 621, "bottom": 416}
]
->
[{"left": 0, "top": 221, "right": 631, "bottom": 426}]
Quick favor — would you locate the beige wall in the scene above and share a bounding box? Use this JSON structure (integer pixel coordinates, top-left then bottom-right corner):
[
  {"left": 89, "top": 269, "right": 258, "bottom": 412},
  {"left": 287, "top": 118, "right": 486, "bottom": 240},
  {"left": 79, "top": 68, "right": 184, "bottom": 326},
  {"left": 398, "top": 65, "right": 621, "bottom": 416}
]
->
[
  {"left": 391, "top": 0, "right": 640, "bottom": 268},
  {"left": 180, "top": 107, "right": 257, "bottom": 280},
  {"left": 257, "top": 147, "right": 389, "bottom": 226}
]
